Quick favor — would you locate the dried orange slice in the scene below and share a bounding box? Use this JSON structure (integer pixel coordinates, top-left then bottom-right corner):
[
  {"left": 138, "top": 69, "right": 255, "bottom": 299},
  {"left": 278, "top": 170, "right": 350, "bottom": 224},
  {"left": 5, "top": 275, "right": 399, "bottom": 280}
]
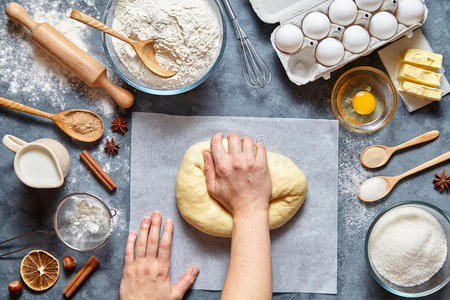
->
[{"left": 20, "top": 250, "right": 60, "bottom": 291}]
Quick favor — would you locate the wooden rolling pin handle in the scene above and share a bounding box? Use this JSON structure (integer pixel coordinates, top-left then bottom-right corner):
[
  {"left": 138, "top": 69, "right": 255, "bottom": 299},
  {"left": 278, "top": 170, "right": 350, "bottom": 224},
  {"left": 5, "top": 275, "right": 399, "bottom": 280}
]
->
[
  {"left": 0, "top": 97, "right": 53, "bottom": 119},
  {"left": 70, "top": 10, "right": 131, "bottom": 44},
  {"left": 94, "top": 72, "right": 134, "bottom": 108},
  {"left": 5, "top": 2, "right": 39, "bottom": 31}
]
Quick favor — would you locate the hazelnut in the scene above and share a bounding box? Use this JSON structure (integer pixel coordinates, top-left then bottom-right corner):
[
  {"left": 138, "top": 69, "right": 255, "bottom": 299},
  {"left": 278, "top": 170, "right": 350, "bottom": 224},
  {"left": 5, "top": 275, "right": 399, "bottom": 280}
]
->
[
  {"left": 63, "top": 256, "right": 76, "bottom": 270},
  {"left": 8, "top": 281, "right": 23, "bottom": 294}
]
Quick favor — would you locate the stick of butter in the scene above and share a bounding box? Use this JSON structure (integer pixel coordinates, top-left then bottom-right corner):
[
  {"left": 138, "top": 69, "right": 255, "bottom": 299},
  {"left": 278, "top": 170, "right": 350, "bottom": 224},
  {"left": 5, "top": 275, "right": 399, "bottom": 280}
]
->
[
  {"left": 402, "top": 49, "right": 443, "bottom": 70},
  {"left": 398, "top": 63, "right": 442, "bottom": 87},
  {"left": 398, "top": 81, "right": 443, "bottom": 101}
]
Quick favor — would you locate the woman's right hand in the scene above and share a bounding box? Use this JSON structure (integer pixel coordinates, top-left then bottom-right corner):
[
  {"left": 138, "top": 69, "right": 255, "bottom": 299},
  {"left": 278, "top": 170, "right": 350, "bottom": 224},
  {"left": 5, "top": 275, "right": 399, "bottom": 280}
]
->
[{"left": 202, "top": 132, "right": 272, "bottom": 217}]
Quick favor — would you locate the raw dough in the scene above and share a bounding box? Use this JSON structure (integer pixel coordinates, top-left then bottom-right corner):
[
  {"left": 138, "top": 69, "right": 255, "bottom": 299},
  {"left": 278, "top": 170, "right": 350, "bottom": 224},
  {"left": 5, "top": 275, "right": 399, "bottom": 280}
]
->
[{"left": 176, "top": 141, "right": 307, "bottom": 237}]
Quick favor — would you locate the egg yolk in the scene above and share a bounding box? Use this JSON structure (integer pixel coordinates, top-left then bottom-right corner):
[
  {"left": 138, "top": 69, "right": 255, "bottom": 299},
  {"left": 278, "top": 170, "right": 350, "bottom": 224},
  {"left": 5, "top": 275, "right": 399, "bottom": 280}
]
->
[{"left": 352, "top": 91, "right": 376, "bottom": 115}]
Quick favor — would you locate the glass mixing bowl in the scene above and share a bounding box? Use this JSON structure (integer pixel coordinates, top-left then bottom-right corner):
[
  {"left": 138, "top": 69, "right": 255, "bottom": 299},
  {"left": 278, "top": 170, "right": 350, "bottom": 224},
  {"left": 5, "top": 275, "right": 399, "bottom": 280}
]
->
[
  {"left": 331, "top": 66, "right": 397, "bottom": 133},
  {"left": 365, "top": 201, "right": 450, "bottom": 297},
  {"left": 102, "top": 0, "right": 227, "bottom": 95}
]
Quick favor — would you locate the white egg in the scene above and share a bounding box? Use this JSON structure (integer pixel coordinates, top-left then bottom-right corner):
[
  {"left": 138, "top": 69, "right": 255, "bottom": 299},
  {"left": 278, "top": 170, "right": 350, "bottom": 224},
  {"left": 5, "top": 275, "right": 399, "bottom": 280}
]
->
[
  {"left": 369, "top": 11, "right": 398, "bottom": 40},
  {"left": 355, "top": 0, "right": 383, "bottom": 12},
  {"left": 274, "top": 24, "right": 304, "bottom": 54},
  {"left": 396, "top": 0, "right": 424, "bottom": 26},
  {"left": 342, "top": 25, "right": 370, "bottom": 53},
  {"left": 302, "top": 12, "right": 331, "bottom": 40},
  {"left": 329, "top": 0, "right": 358, "bottom": 26},
  {"left": 315, "top": 38, "right": 344, "bottom": 66}
]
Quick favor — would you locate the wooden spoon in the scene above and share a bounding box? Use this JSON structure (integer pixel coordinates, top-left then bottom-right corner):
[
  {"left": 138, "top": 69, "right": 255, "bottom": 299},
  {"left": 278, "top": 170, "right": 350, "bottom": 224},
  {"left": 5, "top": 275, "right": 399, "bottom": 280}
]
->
[
  {"left": 361, "top": 130, "right": 440, "bottom": 168},
  {"left": 0, "top": 97, "right": 104, "bottom": 142},
  {"left": 358, "top": 151, "right": 450, "bottom": 202},
  {"left": 70, "top": 10, "right": 177, "bottom": 78}
]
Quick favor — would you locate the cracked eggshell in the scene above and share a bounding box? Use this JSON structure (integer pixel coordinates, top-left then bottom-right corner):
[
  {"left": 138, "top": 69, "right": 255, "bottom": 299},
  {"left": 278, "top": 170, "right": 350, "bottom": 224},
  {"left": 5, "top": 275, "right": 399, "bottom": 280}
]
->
[
  {"left": 396, "top": 0, "right": 424, "bottom": 26},
  {"left": 329, "top": 0, "right": 358, "bottom": 26},
  {"left": 302, "top": 12, "right": 330, "bottom": 40},
  {"left": 315, "top": 38, "right": 344, "bottom": 66},
  {"left": 274, "top": 24, "right": 304, "bottom": 54},
  {"left": 342, "top": 25, "right": 370, "bottom": 53},
  {"left": 369, "top": 11, "right": 398, "bottom": 40},
  {"left": 355, "top": 0, "right": 383, "bottom": 12}
]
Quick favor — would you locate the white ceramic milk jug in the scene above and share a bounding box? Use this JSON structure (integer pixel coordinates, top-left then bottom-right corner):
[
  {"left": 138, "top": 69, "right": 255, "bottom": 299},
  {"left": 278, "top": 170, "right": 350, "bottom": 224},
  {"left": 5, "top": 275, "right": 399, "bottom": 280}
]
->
[{"left": 2, "top": 134, "right": 70, "bottom": 188}]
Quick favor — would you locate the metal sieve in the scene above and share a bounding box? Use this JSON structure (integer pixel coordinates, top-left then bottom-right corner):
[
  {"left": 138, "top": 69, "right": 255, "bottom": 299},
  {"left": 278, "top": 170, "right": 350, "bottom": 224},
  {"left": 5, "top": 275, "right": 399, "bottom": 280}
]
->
[{"left": 0, "top": 193, "right": 115, "bottom": 257}]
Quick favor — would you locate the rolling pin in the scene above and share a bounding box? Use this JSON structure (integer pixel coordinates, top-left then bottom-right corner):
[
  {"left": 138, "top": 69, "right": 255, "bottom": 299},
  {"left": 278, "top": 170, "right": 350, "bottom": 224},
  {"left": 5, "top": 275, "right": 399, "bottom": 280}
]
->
[{"left": 5, "top": 2, "right": 134, "bottom": 108}]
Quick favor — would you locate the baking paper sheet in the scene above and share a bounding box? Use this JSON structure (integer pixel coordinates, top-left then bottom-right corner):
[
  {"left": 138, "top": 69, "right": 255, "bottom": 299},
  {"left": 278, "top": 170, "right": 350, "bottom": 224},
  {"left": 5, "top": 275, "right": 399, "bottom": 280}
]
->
[
  {"left": 378, "top": 29, "right": 450, "bottom": 112},
  {"left": 130, "top": 113, "right": 338, "bottom": 294}
]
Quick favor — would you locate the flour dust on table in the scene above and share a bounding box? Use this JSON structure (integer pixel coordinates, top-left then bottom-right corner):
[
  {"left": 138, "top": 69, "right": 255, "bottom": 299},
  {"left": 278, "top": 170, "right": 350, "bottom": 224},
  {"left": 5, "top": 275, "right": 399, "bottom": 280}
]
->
[
  {"left": 0, "top": 0, "right": 117, "bottom": 117},
  {"left": 112, "top": 0, "right": 221, "bottom": 88}
]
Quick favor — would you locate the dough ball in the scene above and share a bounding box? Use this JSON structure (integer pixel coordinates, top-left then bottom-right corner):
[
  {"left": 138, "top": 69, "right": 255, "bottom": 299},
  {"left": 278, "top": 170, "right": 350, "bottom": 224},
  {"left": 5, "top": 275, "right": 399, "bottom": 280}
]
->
[{"left": 176, "top": 140, "right": 307, "bottom": 237}]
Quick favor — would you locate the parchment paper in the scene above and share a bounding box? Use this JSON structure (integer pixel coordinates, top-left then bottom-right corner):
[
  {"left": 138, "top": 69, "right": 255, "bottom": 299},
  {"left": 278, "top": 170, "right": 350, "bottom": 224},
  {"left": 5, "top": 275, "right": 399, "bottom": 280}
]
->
[{"left": 130, "top": 113, "right": 338, "bottom": 294}]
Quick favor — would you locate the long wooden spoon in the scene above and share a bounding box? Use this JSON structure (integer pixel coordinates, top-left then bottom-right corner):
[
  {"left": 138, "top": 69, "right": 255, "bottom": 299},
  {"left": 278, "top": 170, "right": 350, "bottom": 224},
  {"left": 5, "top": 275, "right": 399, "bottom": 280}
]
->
[
  {"left": 360, "top": 130, "right": 440, "bottom": 168},
  {"left": 70, "top": 10, "right": 176, "bottom": 78},
  {"left": 0, "top": 97, "right": 104, "bottom": 142},
  {"left": 358, "top": 151, "right": 450, "bottom": 202}
]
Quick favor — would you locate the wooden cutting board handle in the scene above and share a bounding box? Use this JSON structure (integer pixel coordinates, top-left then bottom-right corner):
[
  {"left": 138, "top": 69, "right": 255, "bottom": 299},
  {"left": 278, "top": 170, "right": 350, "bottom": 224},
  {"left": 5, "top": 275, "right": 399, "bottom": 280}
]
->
[{"left": 5, "top": 2, "right": 134, "bottom": 108}]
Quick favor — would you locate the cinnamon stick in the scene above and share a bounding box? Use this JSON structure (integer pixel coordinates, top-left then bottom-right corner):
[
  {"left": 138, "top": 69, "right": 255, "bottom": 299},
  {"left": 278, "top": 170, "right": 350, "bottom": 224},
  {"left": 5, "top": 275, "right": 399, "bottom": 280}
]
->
[
  {"left": 63, "top": 256, "right": 100, "bottom": 298},
  {"left": 63, "top": 256, "right": 95, "bottom": 294},
  {"left": 80, "top": 150, "right": 117, "bottom": 191}
]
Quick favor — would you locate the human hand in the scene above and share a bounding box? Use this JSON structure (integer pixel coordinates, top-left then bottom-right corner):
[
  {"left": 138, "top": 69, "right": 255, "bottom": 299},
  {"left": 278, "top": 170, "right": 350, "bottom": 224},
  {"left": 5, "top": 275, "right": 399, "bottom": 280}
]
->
[
  {"left": 203, "top": 132, "right": 272, "bottom": 218},
  {"left": 120, "top": 211, "right": 199, "bottom": 300}
]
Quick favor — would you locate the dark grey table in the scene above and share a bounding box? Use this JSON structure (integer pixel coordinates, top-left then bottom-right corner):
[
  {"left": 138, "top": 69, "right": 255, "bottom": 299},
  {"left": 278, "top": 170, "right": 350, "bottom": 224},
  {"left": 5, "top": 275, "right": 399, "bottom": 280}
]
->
[{"left": 0, "top": 0, "right": 448, "bottom": 299}]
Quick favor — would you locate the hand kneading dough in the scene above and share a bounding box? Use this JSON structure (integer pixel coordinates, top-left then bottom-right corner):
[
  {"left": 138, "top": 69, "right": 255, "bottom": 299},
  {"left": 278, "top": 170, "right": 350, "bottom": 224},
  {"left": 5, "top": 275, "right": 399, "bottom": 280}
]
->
[{"left": 176, "top": 140, "right": 307, "bottom": 237}]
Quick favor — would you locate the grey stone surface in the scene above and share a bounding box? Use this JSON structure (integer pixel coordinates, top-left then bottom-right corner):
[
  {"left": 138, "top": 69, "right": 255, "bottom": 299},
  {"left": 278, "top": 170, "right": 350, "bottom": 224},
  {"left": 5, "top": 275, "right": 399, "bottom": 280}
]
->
[{"left": 0, "top": 0, "right": 448, "bottom": 299}]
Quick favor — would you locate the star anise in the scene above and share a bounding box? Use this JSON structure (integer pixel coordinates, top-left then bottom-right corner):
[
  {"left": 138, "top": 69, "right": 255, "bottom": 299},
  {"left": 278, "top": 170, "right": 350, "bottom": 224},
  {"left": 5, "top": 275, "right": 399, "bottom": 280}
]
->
[
  {"left": 104, "top": 138, "right": 120, "bottom": 155},
  {"left": 111, "top": 116, "right": 128, "bottom": 134},
  {"left": 433, "top": 169, "right": 449, "bottom": 192}
]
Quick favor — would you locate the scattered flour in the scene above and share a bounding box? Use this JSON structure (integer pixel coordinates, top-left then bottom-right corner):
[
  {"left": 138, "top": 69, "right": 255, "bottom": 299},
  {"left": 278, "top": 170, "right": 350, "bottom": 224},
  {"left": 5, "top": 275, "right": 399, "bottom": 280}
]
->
[
  {"left": 112, "top": 0, "right": 221, "bottom": 88},
  {"left": 0, "top": 0, "right": 118, "bottom": 116},
  {"left": 111, "top": 207, "right": 129, "bottom": 233},
  {"left": 339, "top": 136, "right": 379, "bottom": 235}
]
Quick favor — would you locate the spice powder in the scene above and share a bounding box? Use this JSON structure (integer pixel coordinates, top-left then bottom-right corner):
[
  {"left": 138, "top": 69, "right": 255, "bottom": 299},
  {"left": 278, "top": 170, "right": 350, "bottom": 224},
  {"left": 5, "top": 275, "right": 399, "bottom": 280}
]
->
[{"left": 62, "top": 111, "right": 102, "bottom": 138}]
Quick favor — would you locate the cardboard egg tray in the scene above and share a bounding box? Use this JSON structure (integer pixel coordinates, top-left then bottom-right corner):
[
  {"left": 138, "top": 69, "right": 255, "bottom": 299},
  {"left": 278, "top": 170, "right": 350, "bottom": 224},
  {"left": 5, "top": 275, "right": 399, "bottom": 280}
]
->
[{"left": 248, "top": 0, "right": 428, "bottom": 86}]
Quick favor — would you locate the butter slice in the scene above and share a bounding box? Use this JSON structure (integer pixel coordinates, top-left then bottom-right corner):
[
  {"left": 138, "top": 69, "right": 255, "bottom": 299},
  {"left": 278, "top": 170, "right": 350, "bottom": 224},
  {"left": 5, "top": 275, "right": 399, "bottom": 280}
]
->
[
  {"left": 402, "top": 49, "right": 443, "bottom": 70},
  {"left": 398, "top": 81, "right": 443, "bottom": 101},
  {"left": 398, "top": 63, "right": 442, "bottom": 87}
]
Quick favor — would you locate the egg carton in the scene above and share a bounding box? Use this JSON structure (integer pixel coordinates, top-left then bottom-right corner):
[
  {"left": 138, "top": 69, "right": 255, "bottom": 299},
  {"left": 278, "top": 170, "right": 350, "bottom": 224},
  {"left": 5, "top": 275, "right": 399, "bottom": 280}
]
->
[{"left": 248, "top": 0, "right": 428, "bottom": 86}]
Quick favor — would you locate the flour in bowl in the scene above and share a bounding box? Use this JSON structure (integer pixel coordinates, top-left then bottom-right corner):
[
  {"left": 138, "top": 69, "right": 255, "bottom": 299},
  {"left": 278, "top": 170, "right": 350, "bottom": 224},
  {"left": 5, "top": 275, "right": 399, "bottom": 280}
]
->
[{"left": 112, "top": 0, "right": 221, "bottom": 88}]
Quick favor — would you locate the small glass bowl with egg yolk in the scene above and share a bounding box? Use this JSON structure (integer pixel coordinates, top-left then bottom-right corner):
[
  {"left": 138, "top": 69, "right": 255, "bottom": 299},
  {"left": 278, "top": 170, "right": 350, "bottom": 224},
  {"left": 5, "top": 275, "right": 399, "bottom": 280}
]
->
[{"left": 331, "top": 66, "right": 397, "bottom": 133}]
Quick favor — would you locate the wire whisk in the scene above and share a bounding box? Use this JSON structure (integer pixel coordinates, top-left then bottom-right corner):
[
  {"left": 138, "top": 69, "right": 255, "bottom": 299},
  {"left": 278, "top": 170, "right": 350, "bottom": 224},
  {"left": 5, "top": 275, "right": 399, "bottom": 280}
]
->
[{"left": 222, "top": 0, "right": 271, "bottom": 88}]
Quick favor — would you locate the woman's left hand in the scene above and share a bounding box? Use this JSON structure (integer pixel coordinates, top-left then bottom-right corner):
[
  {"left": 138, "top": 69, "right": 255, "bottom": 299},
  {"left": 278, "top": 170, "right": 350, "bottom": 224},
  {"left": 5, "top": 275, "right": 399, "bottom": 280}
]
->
[{"left": 120, "top": 211, "right": 199, "bottom": 300}]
